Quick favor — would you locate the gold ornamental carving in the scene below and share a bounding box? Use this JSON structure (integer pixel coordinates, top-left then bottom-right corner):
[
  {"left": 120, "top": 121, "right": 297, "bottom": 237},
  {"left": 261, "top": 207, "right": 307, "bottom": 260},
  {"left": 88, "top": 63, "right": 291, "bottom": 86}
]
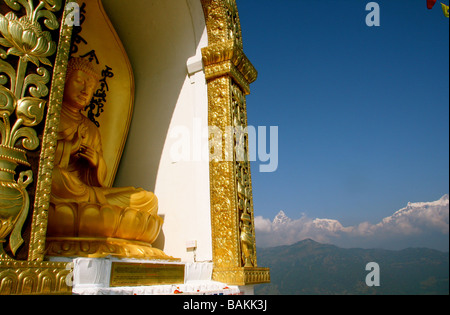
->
[
  {"left": 201, "top": 0, "right": 270, "bottom": 285},
  {"left": 0, "top": 0, "right": 73, "bottom": 295},
  {"left": 202, "top": 40, "right": 257, "bottom": 95},
  {"left": 201, "top": 0, "right": 243, "bottom": 49},
  {"left": 0, "top": 260, "right": 71, "bottom": 295},
  {"left": 0, "top": 0, "right": 62, "bottom": 260},
  {"left": 28, "top": 0, "right": 74, "bottom": 263}
]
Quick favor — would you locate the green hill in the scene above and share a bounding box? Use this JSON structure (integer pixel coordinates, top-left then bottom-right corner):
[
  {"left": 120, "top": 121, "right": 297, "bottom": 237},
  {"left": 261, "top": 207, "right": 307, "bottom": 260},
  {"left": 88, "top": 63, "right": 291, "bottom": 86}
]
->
[{"left": 255, "top": 239, "right": 449, "bottom": 295}]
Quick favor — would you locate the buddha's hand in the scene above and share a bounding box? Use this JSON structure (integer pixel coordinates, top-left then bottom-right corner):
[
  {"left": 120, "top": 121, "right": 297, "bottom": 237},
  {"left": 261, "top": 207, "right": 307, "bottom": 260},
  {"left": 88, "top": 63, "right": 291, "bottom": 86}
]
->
[{"left": 78, "top": 144, "right": 99, "bottom": 167}]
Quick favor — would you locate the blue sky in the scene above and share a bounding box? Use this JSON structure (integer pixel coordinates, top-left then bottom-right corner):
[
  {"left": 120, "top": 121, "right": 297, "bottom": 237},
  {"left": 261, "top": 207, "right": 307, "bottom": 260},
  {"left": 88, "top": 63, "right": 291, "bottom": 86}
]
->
[{"left": 237, "top": 0, "right": 449, "bottom": 233}]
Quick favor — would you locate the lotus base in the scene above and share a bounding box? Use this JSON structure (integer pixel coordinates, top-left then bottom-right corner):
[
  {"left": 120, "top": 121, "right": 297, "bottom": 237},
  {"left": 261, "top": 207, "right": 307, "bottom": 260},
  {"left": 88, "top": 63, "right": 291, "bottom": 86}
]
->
[{"left": 45, "top": 237, "right": 179, "bottom": 261}]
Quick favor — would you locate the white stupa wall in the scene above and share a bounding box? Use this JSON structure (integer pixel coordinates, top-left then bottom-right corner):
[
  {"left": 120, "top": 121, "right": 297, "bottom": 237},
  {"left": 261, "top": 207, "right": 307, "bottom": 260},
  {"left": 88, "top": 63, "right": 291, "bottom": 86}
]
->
[{"left": 102, "top": 0, "right": 212, "bottom": 262}]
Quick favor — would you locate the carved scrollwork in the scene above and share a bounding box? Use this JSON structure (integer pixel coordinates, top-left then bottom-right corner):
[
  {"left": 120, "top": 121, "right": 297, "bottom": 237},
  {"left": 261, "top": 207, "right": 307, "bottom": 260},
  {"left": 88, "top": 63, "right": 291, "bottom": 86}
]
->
[{"left": 0, "top": 0, "right": 61, "bottom": 260}]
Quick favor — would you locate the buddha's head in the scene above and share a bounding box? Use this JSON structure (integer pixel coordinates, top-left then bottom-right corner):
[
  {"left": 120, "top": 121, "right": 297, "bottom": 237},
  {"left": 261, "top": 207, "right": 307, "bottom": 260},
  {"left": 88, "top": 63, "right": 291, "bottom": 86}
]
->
[{"left": 63, "top": 57, "right": 101, "bottom": 110}]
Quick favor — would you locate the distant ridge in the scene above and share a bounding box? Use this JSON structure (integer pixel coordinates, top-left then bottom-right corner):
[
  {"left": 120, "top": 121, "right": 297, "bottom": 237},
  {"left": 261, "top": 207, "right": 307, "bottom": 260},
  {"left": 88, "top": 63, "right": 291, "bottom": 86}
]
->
[{"left": 256, "top": 239, "right": 449, "bottom": 295}]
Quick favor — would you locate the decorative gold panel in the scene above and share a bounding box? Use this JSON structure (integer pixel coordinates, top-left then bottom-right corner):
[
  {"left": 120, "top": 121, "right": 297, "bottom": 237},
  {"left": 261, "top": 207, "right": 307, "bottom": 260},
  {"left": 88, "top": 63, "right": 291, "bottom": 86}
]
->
[
  {"left": 0, "top": 260, "right": 71, "bottom": 295},
  {"left": 0, "top": 0, "right": 74, "bottom": 295},
  {"left": 213, "top": 267, "right": 271, "bottom": 286}
]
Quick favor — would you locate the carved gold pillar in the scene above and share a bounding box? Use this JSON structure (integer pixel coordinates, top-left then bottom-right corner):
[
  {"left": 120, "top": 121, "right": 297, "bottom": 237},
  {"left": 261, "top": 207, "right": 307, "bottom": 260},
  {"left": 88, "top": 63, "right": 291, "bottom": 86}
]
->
[{"left": 201, "top": 0, "right": 270, "bottom": 286}]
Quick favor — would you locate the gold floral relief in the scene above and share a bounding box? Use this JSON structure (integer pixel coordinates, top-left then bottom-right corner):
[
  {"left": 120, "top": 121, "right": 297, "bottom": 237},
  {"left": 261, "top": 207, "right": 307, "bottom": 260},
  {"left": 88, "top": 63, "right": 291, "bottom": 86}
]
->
[
  {"left": 0, "top": 0, "right": 74, "bottom": 295},
  {"left": 0, "top": 0, "right": 68, "bottom": 260}
]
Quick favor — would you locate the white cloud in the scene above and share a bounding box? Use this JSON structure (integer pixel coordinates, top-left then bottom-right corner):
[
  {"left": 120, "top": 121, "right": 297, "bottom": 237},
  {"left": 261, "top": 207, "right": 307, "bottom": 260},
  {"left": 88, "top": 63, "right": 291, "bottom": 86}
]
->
[
  {"left": 254, "top": 216, "right": 272, "bottom": 233},
  {"left": 255, "top": 194, "right": 449, "bottom": 251}
]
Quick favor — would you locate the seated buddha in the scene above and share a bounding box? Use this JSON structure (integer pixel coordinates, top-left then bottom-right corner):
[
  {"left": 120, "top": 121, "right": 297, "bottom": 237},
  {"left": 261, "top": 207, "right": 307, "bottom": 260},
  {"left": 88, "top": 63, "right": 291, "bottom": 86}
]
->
[{"left": 46, "top": 57, "right": 167, "bottom": 259}]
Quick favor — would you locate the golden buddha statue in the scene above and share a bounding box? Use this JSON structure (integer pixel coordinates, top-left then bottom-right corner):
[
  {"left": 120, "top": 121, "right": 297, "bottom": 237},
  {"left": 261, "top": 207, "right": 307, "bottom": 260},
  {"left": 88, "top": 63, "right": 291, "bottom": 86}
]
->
[{"left": 46, "top": 58, "right": 168, "bottom": 260}]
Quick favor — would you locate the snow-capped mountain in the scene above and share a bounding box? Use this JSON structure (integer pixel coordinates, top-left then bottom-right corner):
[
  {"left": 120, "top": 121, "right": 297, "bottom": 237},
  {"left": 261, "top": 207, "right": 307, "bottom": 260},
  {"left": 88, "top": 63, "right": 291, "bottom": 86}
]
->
[
  {"left": 377, "top": 194, "right": 449, "bottom": 234},
  {"left": 272, "top": 211, "right": 292, "bottom": 225}
]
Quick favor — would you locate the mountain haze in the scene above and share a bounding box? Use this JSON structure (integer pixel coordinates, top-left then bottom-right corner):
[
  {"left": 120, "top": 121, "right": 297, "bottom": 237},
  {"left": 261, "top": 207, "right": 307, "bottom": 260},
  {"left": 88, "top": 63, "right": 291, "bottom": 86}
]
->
[{"left": 256, "top": 239, "right": 449, "bottom": 295}]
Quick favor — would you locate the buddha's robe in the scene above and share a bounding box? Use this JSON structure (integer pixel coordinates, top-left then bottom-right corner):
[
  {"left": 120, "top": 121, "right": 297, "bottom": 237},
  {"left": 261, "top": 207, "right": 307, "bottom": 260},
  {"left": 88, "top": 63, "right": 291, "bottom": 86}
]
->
[{"left": 51, "top": 108, "right": 157, "bottom": 216}]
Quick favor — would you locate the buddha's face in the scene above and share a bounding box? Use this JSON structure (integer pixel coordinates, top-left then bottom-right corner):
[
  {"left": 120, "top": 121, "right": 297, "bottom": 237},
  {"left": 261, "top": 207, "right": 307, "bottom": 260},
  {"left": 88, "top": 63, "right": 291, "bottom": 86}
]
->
[{"left": 64, "top": 70, "right": 97, "bottom": 110}]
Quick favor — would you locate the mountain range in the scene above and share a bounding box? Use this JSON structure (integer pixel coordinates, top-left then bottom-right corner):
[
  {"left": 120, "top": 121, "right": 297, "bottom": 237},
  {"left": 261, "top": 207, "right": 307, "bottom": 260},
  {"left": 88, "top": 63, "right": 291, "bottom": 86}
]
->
[
  {"left": 255, "top": 239, "right": 449, "bottom": 295},
  {"left": 255, "top": 194, "right": 449, "bottom": 251}
]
